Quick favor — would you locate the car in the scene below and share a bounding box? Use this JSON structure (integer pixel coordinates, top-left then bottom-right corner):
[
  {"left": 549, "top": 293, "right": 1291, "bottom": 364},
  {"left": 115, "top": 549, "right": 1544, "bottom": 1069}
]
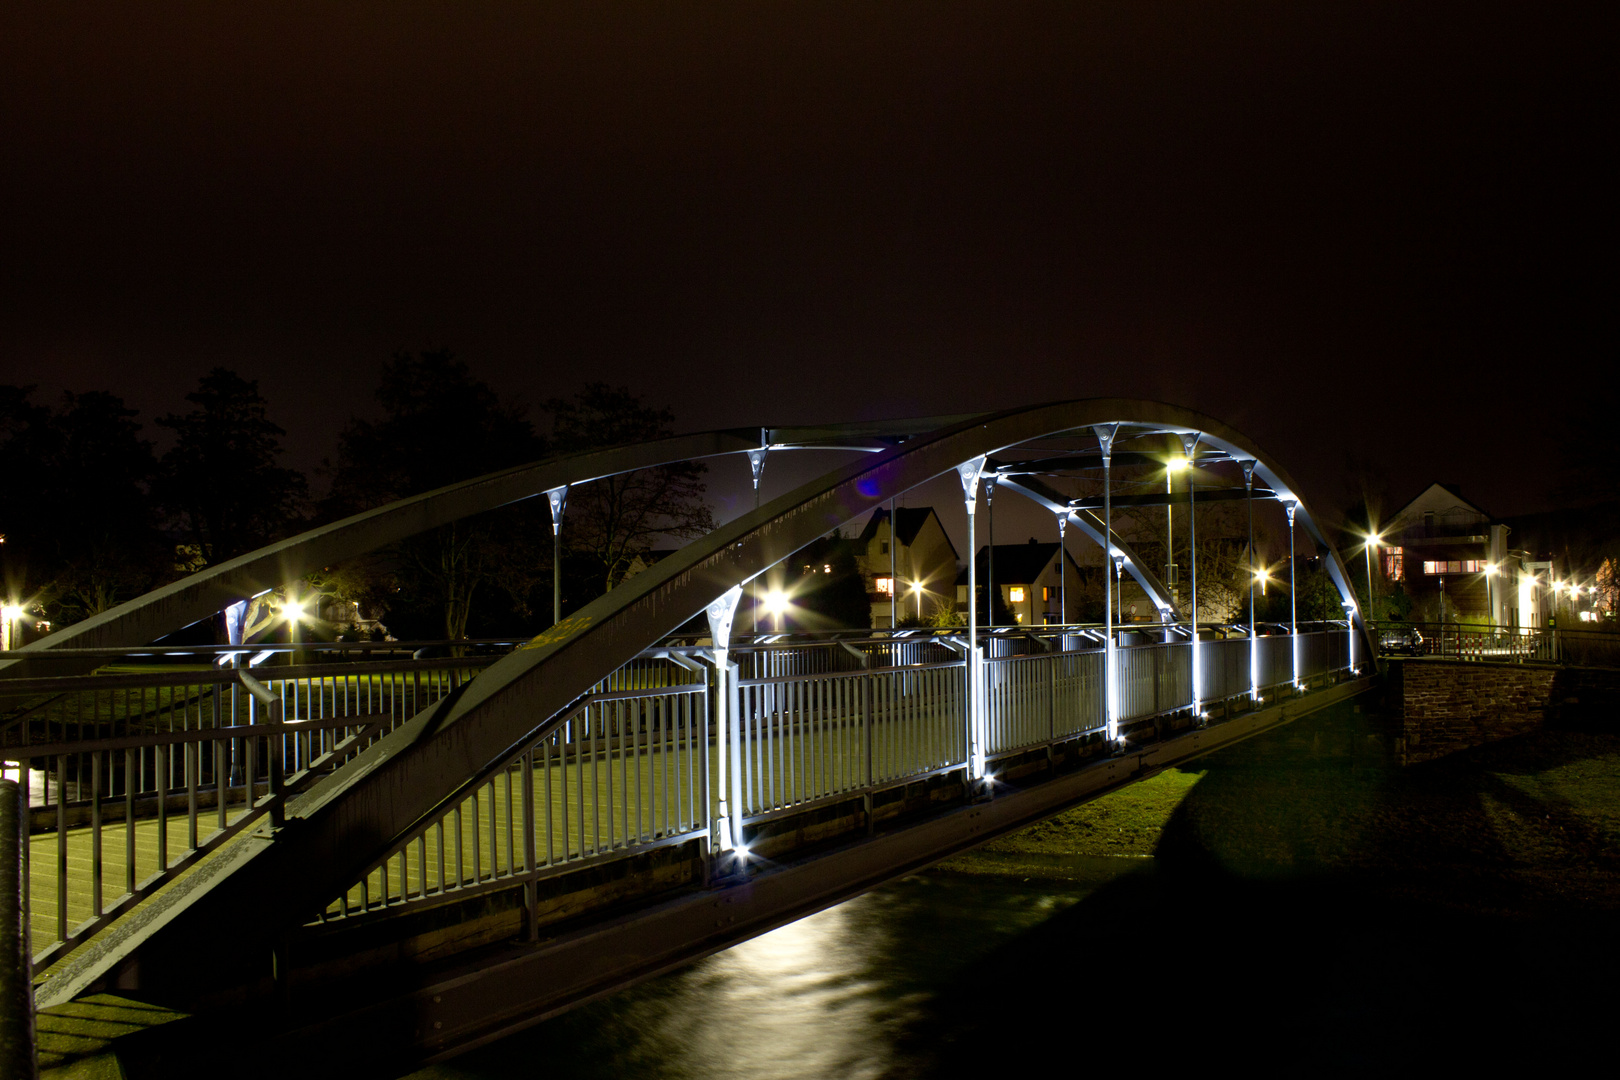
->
[{"left": 1379, "top": 626, "right": 1424, "bottom": 656}]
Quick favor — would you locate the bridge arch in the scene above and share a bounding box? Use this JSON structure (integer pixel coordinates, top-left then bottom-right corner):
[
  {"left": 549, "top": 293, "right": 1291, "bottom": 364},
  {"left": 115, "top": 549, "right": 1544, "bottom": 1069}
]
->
[{"left": 31, "top": 399, "right": 1370, "bottom": 1010}]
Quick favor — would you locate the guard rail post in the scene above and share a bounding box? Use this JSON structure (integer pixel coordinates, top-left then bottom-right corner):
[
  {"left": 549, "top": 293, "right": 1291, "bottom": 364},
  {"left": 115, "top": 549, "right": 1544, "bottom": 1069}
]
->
[{"left": 0, "top": 776, "right": 37, "bottom": 1079}]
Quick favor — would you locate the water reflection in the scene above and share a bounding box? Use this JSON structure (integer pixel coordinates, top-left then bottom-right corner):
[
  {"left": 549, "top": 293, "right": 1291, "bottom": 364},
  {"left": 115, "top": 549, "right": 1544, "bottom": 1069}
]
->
[{"left": 411, "top": 863, "right": 1139, "bottom": 1080}]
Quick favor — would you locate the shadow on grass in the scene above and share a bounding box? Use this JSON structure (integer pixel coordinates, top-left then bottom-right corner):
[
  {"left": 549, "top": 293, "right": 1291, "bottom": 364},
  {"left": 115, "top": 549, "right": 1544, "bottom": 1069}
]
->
[{"left": 901, "top": 700, "right": 1620, "bottom": 1075}]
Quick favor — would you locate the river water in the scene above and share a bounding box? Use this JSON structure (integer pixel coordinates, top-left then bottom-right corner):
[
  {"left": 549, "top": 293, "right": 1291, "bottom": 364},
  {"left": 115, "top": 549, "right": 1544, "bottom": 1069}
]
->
[{"left": 407, "top": 856, "right": 1144, "bottom": 1080}]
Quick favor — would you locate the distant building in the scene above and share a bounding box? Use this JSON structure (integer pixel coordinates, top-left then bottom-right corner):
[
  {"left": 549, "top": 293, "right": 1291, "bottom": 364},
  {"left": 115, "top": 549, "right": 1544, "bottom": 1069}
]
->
[
  {"left": 855, "top": 507, "right": 959, "bottom": 627},
  {"left": 1379, "top": 483, "right": 1544, "bottom": 627},
  {"left": 953, "top": 538, "right": 1092, "bottom": 625}
]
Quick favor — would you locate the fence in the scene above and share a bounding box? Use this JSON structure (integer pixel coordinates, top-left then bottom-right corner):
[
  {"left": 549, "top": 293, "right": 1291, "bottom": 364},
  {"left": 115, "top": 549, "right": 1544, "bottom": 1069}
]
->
[
  {"left": 4, "top": 625, "right": 1357, "bottom": 962},
  {"left": 1372, "top": 623, "right": 1620, "bottom": 669},
  {"left": 0, "top": 648, "right": 509, "bottom": 974}
]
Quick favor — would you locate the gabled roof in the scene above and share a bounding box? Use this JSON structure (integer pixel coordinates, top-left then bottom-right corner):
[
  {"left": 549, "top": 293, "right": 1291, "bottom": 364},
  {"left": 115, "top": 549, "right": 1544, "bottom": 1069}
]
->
[
  {"left": 954, "top": 540, "right": 1082, "bottom": 585},
  {"left": 1388, "top": 482, "right": 1494, "bottom": 528},
  {"left": 859, "top": 506, "right": 943, "bottom": 549}
]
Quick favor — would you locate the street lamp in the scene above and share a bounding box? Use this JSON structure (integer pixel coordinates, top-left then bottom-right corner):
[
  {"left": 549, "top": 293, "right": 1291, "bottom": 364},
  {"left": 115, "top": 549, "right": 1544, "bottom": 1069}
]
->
[
  {"left": 1484, "top": 563, "right": 1499, "bottom": 629},
  {"left": 909, "top": 579, "right": 924, "bottom": 620},
  {"left": 1166, "top": 455, "right": 1189, "bottom": 611},
  {"left": 0, "top": 603, "right": 23, "bottom": 651},
  {"left": 764, "top": 589, "right": 788, "bottom": 633},
  {"left": 1363, "top": 532, "right": 1382, "bottom": 620}
]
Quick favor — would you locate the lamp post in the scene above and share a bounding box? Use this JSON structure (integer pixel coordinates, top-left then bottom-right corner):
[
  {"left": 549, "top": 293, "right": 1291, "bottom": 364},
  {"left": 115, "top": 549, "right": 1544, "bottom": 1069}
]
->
[
  {"left": 1363, "top": 532, "right": 1382, "bottom": 622},
  {"left": 1484, "top": 563, "right": 1498, "bottom": 631},
  {"left": 0, "top": 604, "right": 21, "bottom": 651},
  {"left": 910, "top": 579, "right": 923, "bottom": 621},
  {"left": 1166, "top": 455, "right": 1188, "bottom": 613},
  {"left": 764, "top": 589, "right": 787, "bottom": 633}
]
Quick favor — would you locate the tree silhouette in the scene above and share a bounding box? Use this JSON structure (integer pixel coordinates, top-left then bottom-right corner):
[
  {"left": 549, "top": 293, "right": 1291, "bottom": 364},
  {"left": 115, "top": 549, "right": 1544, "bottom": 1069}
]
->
[
  {"left": 324, "top": 349, "right": 546, "bottom": 639},
  {"left": 544, "top": 384, "right": 713, "bottom": 594},
  {"left": 157, "top": 368, "right": 307, "bottom": 565}
]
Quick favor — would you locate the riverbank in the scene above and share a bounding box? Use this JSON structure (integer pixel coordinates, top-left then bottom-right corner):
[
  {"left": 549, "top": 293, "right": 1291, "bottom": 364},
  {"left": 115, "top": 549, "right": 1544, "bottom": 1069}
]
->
[
  {"left": 913, "top": 696, "right": 1620, "bottom": 1073},
  {"left": 938, "top": 697, "right": 1620, "bottom": 916}
]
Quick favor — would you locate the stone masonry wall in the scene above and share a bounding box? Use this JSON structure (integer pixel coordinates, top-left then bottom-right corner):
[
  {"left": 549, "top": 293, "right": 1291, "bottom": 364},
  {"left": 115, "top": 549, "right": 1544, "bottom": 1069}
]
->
[{"left": 1391, "top": 659, "right": 1558, "bottom": 765}]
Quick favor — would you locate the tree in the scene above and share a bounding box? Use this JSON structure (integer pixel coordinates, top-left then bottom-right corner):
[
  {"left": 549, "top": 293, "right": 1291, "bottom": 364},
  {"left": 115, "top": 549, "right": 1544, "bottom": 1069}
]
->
[
  {"left": 156, "top": 369, "right": 308, "bottom": 565},
  {"left": 0, "top": 386, "right": 167, "bottom": 628},
  {"left": 324, "top": 350, "right": 547, "bottom": 639},
  {"left": 545, "top": 384, "right": 714, "bottom": 595},
  {"left": 786, "top": 536, "right": 872, "bottom": 630}
]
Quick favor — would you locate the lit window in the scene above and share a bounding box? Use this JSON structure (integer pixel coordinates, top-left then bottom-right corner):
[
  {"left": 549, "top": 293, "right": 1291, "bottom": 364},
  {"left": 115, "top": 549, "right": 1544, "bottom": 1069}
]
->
[
  {"left": 1042, "top": 586, "right": 1053, "bottom": 602},
  {"left": 1008, "top": 587, "right": 1026, "bottom": 603},
  {"left": 823, "top": 564, "right": 832, "bottom": 574},
  {"left": 1384, "top": 546, "right": 1404, "bottom": 582},
  {"left": 875, "top": 577, "right": 894, "bottom": 596}
]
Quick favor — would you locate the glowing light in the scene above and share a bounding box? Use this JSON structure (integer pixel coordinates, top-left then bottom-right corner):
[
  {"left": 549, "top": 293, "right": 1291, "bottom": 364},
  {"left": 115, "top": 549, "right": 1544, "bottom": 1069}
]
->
[
  {"left": 764, "top": 589, "right": 788, "bottom": 617},
  {"left": 1167, "top": 456, "right": 1189, "bottom": 472},
  {"left": 1364, "top": 532, "right": 1383, "bottom": 550},
  {"left": 0, "top": 605, "right": 22, "bottom": 621},
  {"left": 1484, "top": 563, "right": 1498, "bottom": 576},
  {"left": 282, "top": 598, "right": 306, "bottom": 623}
]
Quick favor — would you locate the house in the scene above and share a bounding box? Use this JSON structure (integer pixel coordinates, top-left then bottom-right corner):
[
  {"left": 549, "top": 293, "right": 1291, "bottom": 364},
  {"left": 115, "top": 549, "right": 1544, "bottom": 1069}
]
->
[
  {"left": 952, "top": 538, "right": 1098, "bottom": 625},
  {"left": 1379, "top": 483, "right": 1544, "bottom": 627},
  {"left": 855, "top": 507, "right": 960, "bottom": 627}
]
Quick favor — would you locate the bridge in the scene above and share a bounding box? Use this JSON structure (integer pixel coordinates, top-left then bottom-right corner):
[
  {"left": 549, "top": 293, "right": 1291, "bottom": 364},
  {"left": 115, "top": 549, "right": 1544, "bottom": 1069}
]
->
[{"left": 2, "top": 401, "right": 1379, "bottom": 1076}]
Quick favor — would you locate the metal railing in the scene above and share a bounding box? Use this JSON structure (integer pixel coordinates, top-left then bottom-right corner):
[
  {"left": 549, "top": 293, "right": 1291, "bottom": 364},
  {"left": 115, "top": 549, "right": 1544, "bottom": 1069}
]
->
[
  {"left": 1372, "top": 622, "right": 1620, "bottom": 668},
  {"left": 321, "top": 655, "right": 709, "bottom": 922},
  {"left": 5, "top": 625, "right": 1357, "bottom": 960},
  {"left": 1, "top": 650, "right": 510, "bottom": 974}
]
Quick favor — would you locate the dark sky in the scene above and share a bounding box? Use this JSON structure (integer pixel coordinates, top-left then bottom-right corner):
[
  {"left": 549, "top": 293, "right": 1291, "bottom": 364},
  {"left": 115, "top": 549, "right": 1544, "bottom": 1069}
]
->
[{"left": 4, "top": 2, "right": 1614, "bottom": 526}]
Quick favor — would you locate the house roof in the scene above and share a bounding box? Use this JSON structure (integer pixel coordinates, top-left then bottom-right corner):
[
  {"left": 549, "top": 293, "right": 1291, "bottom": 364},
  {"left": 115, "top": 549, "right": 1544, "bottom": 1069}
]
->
[
  {"left": 859, "top": 506, "right": 941, "bottom": 549},
  {"left": 954, "top": 540, "right": 1081, "bottom": 585},
  {"left": 1388, "top": 482, "right": 1495, "bottom": 528}
]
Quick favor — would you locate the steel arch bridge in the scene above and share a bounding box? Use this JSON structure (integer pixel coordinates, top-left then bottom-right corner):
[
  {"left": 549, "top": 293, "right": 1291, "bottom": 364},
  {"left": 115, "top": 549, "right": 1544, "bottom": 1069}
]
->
[{"left": 5, "top": 400, "right": 1373, "bottom": 1074}]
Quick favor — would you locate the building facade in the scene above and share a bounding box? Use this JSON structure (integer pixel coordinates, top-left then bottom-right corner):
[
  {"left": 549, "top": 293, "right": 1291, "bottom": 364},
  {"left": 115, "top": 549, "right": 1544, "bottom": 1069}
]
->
[{"left": 855, "top": 507, "right": 960, "bottom": 627}]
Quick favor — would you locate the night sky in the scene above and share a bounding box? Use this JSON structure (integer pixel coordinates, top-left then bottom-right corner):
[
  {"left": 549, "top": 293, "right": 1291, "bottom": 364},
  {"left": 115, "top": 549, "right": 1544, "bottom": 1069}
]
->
[{"left": 4, "top": 2, "right": 1614, "bottom": 528}]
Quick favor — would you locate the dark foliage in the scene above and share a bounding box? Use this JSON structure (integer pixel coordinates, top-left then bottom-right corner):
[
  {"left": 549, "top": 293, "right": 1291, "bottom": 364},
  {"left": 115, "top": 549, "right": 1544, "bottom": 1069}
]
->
[
  {"left": 543, "top": 383, "right": 714, "bottom": 597},
  {"left": 156, "top": 368, "right": 308, "bottom": 565},
  {"left": 785, "top": 537, "right": 871, "bottom": 631},
  {"left": 0, "top": 386, "right": 168, "bottom": 627},
  {"left": 323, "top": 350, "right": 547, "bottom": 639}
]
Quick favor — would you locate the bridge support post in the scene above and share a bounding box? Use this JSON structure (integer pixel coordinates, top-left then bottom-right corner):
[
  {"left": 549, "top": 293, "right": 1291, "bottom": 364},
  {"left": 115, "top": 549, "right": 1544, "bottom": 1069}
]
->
[
  {"left": 1286, "top": 500, "right": 1299, "bottom": 689},
  {"left": 1095, "top": 425, "right": 1119, "bottom": 743},
  {"left": 1243, "top": 459, "right": 1258, "bottom": 702},
  {"left": 1180, "top": 433, "right": 1203, "bottom": 722},
  {"left": 985, "top": 473, "right": 997, "bottom": 629},
  {"left": 547, "top": 486, "right": 569, "bottom": 626},
  {"left": 1055, "top": 512, "right": 1068, "bottom": 628},
  {"left": 706, "top": 586, "right": 745, "bottom": 861},
  {"left": 957, "top": 457, "right": 987, "bottom": 780},
  {"left": 747, "top": 443, "right": 767, "bottom": 633}
]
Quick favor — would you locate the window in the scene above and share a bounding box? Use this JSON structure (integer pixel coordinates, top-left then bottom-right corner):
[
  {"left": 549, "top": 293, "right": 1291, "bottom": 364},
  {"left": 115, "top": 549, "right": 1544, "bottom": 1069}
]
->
[
  {"left": 1422, "top": 559, "right": 1486, "bottom": 575},
  {"left": 1383, "top": 546, "right": 1404, "bottom": 582},
  {"left": 880, "top": 542, "right": 889, "bottom": 555},
  {"left": 1008, "top": 586, "right": 1026, "bottom": 603},
  {"left": 1042, "top": 586, "right": 1053, "bottom": 602},
  {"left": 875, "top": 577, "right": 894, "bottom": 596}
]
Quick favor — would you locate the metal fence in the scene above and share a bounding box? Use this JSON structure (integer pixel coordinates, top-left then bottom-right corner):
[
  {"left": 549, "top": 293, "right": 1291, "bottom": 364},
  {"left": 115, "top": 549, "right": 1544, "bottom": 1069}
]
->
[
  {"left": 4, "top": 625, "right": 1357, "bottom": 959},
  {"left": 323, "top": 657, "right": 711, "bottom": 922},
  {"left": 0, "top": 650, "right": 507, "bottom": 974},
  {"left": 1372, "top": 622, "right": 1620, "bottom": 669}
]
